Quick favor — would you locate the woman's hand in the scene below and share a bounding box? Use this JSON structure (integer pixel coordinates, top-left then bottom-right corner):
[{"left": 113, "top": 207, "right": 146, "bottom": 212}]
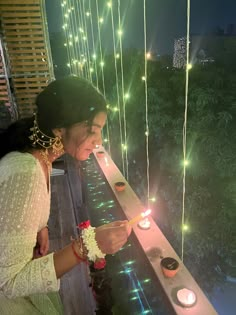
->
[
  {"left": 33, "top": 226, "right": 49, "bottom": 259},
  {"left": 95, "top": 220, "right": 132, "bottom": 255}
]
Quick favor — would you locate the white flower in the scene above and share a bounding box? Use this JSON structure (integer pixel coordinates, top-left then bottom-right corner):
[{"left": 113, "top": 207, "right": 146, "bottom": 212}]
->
[{"left": 81, "top": 226, "right": 105, "bottom": 262}]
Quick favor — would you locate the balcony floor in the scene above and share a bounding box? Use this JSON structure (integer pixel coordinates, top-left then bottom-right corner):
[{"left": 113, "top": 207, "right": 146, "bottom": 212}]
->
[{"left": 48, "top": 156, "right": 96, "bottom": 315}]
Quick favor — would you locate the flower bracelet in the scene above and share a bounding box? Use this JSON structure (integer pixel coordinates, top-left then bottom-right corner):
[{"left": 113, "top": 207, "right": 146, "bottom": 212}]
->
[{"left": 73, "top": 220, "right": 106, "bottom": 270}]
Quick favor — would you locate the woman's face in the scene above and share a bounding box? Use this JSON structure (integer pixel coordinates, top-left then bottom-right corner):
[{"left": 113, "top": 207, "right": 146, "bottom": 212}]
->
[{"left": 61, "top": 111, "right": 107, "bottom": 161}]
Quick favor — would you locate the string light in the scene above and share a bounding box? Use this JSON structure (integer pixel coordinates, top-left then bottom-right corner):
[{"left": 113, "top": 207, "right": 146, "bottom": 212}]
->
[
  {"left": 117, "top": 0, "right": 129, "bottom": 179},
  {"left": 183, "top": 159, "right": 190, "bottom": 166},
  {"left": 181, "top": 0, "right": 191, "bottom": 262},
  {"left": 88, "top": 0, "right": 99, "bottom": 87},
  {"left": 143, "top": 0, "right": 151, "bottom": 215},
  {"left": 95, "top": 0, "right": 111, "bottom": 154},
  {"left": 108, "top": 0, "right": 125, "bottom": 175},
  {"left": 80, "top": 0, "right": 92, "bottom": 80},
  {"left": 117, "top": 29, "right": 123, "bottom": 36},
  {"left": 182, "top": 224, "right": 189, "bottom": 232},
  {"left": 187, "top": 63, "right": 192, "bottom": 70}
]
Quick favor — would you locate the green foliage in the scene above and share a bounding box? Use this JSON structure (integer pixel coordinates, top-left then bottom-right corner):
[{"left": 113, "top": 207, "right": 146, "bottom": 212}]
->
[{"left": 106, "top": 52, "right": 236, "bottom": 292}]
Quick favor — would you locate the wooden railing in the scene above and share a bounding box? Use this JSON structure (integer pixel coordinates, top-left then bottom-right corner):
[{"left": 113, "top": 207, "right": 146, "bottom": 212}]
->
[{"left": 86, "top": 147, "right": 219, "bottom": 315}]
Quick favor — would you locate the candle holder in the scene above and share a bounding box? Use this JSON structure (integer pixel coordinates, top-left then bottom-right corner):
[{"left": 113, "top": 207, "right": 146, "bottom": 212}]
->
[
  {"left": 177, "top": 288, "right": 197, "bottom": 307},
  {"left": 96, "top": 151, "right": 105, "bottom": 158},
  {"left": 138, "top": 218, "right": 151, "bottom": 230},
  {"left": 114, "top": 181, "right": 126, "bottom": 192},
  {"left": 160, "top": 257, "right": 179, "bottom": 278}
]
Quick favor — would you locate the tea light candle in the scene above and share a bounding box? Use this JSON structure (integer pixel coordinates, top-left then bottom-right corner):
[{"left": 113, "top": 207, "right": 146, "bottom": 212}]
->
[
  {"left": 177, "top": 288, "right": 196, "bottom": 307},
  {"left": 128, "top": 209, "right": 151, "bottom": 225},
  {"left": 138, "top": 217, "right": 151, "bottom": 230}
]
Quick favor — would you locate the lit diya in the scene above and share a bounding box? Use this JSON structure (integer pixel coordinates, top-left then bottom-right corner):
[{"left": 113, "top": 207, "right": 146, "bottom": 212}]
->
[{"left": 128, "top": 209, "right": 152, "bottom": 225}]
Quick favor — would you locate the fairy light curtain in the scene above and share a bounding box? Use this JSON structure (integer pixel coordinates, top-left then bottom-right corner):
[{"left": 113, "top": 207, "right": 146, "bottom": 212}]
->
[{"left": 59, "top": 0, "right": 191, "bottom": 262}]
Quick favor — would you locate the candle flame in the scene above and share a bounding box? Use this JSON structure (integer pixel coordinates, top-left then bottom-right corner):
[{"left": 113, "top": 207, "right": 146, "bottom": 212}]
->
[
  {"left": 141, "top": 209, "right": 152, "bottom": 218},
  {"left": 188, "top": 292, "right": 195, "bottom": 303},
  {"left": 128, "top": 209, "right": 152, "bottom": 225}
]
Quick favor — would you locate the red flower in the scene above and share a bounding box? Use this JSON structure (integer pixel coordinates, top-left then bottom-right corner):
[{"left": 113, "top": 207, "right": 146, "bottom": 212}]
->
[
  {"left": 78, "top": 220, "right": 90, "bottom": 229},
  {"left": 94, "top": 258, "right": 106, "bottom": 270}
]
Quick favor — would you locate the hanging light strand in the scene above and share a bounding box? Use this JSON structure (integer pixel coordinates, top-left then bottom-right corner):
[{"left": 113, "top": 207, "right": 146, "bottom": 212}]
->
[
  {"left": 70, "top": 0, "right": 83, "bottom": 76},
  {"left": 143, "top": 0, "right": 150, "bottom": 208},
  {"left": 95, "top": 0, "right": 111, "bottom": 155},
  {"left": 61, "top": 1, "right": 73, "bottom": 74},
  {"left": 73, "top": 0, "right": 87, "bottom": 77},
  {"left": 181, "top": 0, "right": 191, "bottom": 262},
  {"left": 95, "top": 0, "right": 106, "bottom": 96},
  {"left": 117, "top": 0, "right": 129, "bottom": 180},
  {"left": 67, "top": 3, "right": 78, "bottom": 74},
  {"left": 77, "top": 0, "right": 91, "bottom": 80},
  {"left": 88, "top": 0, "right": 99, "bottom": 88},
  {"left": 81, "top": 0, "right": 93, "bottom": 82},
  {"left": 109, "top": 1, "right": 125, "bottom": 175}
]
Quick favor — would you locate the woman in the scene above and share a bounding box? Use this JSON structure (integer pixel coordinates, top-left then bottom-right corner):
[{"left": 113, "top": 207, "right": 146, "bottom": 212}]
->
[{"left": 0, "top": 76, "right": 131, "bottom": 314}]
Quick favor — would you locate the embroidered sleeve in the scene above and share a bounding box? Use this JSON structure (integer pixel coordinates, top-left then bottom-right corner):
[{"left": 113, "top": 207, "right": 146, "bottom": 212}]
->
[{"left": 0, "top": 153, "right": 59, "bottom": 298}]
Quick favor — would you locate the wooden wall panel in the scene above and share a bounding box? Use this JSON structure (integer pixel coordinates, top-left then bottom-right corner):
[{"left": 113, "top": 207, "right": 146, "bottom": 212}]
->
[
  {"left": 0, "top": 0, "right": 53, "bottom": 118},
  {"left": 0, "top": 55, "right": 10, "bottom": 107}
]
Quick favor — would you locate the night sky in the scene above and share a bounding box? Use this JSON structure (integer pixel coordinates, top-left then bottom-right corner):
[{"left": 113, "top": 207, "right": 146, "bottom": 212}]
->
[{"left": 46, "top": 0, "right": 236, "bottom": 55}]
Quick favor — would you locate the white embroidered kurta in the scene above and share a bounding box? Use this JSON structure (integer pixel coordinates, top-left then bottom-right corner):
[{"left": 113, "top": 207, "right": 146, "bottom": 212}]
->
[{"left": 0, "top": 152, "right": 63, "bottom": 314}]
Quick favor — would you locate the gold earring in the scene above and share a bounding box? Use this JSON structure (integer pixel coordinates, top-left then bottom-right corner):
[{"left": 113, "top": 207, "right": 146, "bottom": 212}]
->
[{"left": 52, "top": 136, "right": 64, "bottom": 156}]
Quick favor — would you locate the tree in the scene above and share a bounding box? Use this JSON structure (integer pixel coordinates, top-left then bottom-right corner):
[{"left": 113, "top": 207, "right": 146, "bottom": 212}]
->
[{"left": 107, "top": 52, "right": 236, "bottom": 293}]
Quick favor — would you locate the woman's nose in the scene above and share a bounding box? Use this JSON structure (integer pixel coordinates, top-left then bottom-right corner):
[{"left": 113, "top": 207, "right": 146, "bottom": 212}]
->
[{"left": 93, "top": 132, "right": 103, "bottom": 146}]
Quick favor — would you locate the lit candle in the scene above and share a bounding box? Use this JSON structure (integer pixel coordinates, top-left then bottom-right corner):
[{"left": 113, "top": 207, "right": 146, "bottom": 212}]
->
[
  {"left": 128, "top": 209, "right": 151, "bottom": 225},
  {"left": 177, "top": 288, "right": 197, "bottom": 307}
]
